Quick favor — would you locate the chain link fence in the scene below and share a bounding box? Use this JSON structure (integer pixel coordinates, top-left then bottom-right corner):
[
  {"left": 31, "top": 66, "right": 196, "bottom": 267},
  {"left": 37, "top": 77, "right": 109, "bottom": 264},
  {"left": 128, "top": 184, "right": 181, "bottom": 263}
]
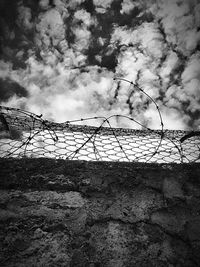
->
[{"left": 0, "top": 105, "right": 200, "bottom": 163}]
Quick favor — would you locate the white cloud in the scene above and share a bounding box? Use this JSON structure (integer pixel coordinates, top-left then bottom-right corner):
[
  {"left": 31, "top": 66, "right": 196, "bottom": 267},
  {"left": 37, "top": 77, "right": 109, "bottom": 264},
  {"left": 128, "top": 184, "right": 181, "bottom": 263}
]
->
[
  {"left": 112, "top": 22, "right": 166, "bottom": 59},
  {"left": 35, "top": 9, "right": 66, "bottom": 49},
  {"left": 53, "top": 0, "right": 69, "bottom": 19},
  {"left": 71, "top": 25, "right": 91, "bottom": 52},
  {"left": 0, "top": 60, "right": 13, "bottom": 79},
  {"left": 67, "top": 0, "right": 85, "bottom": 10},
  {"left": 17, "top": 4, "right": 33, "bottom": 31},
  {"left": 93, "top": 0, "right": 114, "bottom": 13},
  {"left": 39, "top": 0, "right": 49, "bottom": 10},
  {"left": 74, "top": 9, "right": 93, "bottom": 27},
  {"left": 156, "top": 0, "right": 199, "bottom": 55},
  {"left": 184, "top": 79, "right": 200, "bottom": 99},
  {"left": 159, "top": 51, "right": 179, "bottom": 86},
  {"left": 181, "top": 53, "right": 200, "bottom": 83},
  {"left": 120, "top": 0, "right": 140, "bottom": 14}
]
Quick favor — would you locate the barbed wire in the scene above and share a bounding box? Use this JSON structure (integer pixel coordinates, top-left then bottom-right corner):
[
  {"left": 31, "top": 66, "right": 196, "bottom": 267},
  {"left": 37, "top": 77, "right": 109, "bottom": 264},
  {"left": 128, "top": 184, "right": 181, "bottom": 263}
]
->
[{"left": 0, "top": 79, "right": 199, "bottom": 163}]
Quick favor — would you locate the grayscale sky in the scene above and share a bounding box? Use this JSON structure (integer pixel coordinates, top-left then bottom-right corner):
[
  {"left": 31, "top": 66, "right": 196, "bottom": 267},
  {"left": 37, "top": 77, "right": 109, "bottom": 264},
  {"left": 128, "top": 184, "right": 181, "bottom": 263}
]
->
[{"left": 0, "top": 0, "right": 200, "bottom": 130}]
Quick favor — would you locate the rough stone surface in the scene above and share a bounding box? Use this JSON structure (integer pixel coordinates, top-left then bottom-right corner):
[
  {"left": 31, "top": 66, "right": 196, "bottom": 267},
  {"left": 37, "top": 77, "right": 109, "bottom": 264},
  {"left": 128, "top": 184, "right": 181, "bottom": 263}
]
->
[{"left": 0, "top": 158, "right": 200, "bottom": 266}]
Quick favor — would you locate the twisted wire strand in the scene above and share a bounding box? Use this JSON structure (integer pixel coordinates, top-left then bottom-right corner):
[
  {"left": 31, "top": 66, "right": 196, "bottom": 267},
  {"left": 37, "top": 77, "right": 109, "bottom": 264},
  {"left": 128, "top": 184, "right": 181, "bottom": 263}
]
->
[
  {"left": 113, "top": 77, "right": 164, "bottom": 162},
  {"left": 0, "top": 83, "right": 200, "bottom": 163}
]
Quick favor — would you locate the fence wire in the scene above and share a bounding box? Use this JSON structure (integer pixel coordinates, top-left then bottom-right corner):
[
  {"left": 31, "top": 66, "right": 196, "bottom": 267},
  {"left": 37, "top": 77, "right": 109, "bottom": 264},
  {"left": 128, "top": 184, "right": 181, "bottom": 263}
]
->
[{"left": 0, "top": 105, "right": 199, "bottom": 163}]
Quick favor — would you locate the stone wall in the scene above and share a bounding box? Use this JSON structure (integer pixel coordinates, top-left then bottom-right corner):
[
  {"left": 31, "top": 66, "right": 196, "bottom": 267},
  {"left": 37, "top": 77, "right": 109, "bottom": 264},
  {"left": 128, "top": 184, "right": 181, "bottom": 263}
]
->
[{"left": 0, "top": 158, "right": 200, "bottom": 266}]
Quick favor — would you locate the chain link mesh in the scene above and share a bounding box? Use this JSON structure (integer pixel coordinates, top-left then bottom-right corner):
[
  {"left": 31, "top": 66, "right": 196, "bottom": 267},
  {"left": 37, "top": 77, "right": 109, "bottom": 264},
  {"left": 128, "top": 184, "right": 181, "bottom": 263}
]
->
[{"left": 0, "top": 105, "right": 199, "bottom": 163}]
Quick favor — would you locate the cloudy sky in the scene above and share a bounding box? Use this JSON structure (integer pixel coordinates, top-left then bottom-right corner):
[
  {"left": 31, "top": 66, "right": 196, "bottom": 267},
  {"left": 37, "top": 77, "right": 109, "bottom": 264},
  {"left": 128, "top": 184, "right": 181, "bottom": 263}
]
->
[{"left": 0, "top": 0, "right": 200, "bottom": 130}]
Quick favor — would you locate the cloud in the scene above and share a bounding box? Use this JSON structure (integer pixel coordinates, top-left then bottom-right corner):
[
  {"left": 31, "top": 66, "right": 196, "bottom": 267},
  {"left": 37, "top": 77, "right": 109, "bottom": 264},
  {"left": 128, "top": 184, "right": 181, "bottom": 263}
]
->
[
  {"left": 159, "top": 51, "right": 179, "bottom": 86},
  {"left": 0, "top": 54, "right": 115, "bottom": 127},
  {"left": 93, "top": 0, "right": 114, "bottom": 13},
  {"left": 39, "top": 0, "right": 50, "bottom": 10},
  {"left": 181, "top": 53, "right": 200, "bottom": 83},
  {"left": 144, "top": 104, "right": 189, "bottom": 130},
  {"left": 0, "top": 78, "right": 28, "bottom": 101},
  {"left": 156, "top": 0, "right": 200, "bottom": 55},
  {"left": 73, "top": 9, "right": 93, "bottom": 27},
  {"left": 120, "top": 0, "right": 140, "bottom": 14},
  {"left": 16, "top": 4, "right": 33, "bottom": 31},
  {"left": 71, "top": 10, "right": 93, "bottom": 53},
  {"left": 35, "top": 9, "right": 66, "bottom": 49}
]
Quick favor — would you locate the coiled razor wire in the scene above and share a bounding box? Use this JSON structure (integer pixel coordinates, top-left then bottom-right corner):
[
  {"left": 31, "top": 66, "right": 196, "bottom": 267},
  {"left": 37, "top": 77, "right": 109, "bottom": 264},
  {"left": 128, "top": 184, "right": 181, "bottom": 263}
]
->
[
  {"left": 0, "top": 105, "right": 199, "bottom": 163},
  {"left": 0, "top": 79, "right": 199, "bottom": 163}
]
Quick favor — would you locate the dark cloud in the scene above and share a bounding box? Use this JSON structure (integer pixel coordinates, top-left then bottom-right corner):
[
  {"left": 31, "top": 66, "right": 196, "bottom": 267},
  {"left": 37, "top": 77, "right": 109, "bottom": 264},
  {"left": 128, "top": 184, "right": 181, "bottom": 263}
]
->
[
  {"left": 81, "top": 0, "right": 96, "bottom": 14},
  {"left": 0, "top": 78, "right": 28, "bottom": 102},
  {"left": 0, "top": 0, "right": 18, "bottom": 29},
  {"left": 0, "top": 0, "right": 36, "bottom": 69}
]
